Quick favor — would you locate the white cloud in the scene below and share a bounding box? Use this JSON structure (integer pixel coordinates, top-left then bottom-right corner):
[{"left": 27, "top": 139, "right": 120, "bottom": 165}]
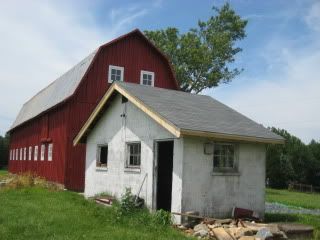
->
[
  {"left": 305, "top": 1, "right": 320, "bottom": 32},
  {"left": 210, "top": 2, "right": 320, "bottom": 143},
  {"left": 0, "top": 1, "right": 149, "bottom": 135}
]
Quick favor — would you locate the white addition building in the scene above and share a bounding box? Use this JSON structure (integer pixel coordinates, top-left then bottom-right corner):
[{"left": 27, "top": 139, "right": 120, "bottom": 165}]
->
[{"left": 74, "top": 82, "right": 283, "bottom": 220}]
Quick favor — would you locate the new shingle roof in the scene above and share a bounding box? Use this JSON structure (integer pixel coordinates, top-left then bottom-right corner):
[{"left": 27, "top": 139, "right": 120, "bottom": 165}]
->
[
  {"left": 75, "top": 82, "right": 284, "bottom": 144},
  {"left": 9, "top": 50, "right": 98, "bottom": 130},
  {"left": 117, "top": 82, "right": 283, "bottom": 141}
]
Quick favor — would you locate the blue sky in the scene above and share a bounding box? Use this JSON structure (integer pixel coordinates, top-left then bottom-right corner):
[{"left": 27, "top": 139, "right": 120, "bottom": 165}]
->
[{"left": 0, "top": 0, "right": 319, "bottom": 143}]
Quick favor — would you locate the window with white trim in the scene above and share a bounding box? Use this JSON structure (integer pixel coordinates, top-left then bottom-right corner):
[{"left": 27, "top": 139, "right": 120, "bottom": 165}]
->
[
  {"left": 28, "top": 146, "right": 32, "bottom": 160},
  {"left": 23, "top": 147, "right": 27, "bottom": 160},
  {"left": 12, "top": 149, "right": 15, "bottom": 160},
  {"left": 96, "top": 145, "right": 108, "bottom": 167},
  {"left": 140, "top": 71, "right": 155, "bottom": 86},
  {"left": 48, "top": 143, "right": 53, "bottom": 161},
  {"left": 108, "top": 65, "right": 124, "bottom": 83},
  {"left": 34, "top": 146, "right": 38, "bottom": 161},
  {"left": 20, "top": 148, "right": 23, "bottom": 161},
  {"left": 126, "top": 142, "right": 141, "bottom": 168},
  {"left": 213, "top": 143, "right": 237, "bottom": 171},
  {"left": 9, "top": 150, "right": 12, "bottom": 160},
  {"left": 16, "top": 149, "right": 19, "bottom": 160},
  {"left": 40, "top": 144, "right": 45, "bottom": 161}
]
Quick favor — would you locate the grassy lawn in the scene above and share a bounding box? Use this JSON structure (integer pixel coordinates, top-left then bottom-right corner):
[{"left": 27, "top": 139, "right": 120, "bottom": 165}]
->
[
  {"left": 266, "top": 188, "right": 320, "bottom": 209},
  {"left": 0, "top": 187, "right": 189, "bottom": 240},
  {"left": 0, "top": 169, "right": 8, "bottom": 176},
  {"left": 266, "top": 188, "right": 320, "bottom": 239}
]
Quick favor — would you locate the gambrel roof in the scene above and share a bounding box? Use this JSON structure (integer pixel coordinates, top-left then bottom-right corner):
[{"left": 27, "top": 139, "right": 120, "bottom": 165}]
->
[
  {"left": 10, "top": 50, "right": 97, "bottom": 130},
  {"left": 74, "top": 82, "right": 284, "bottom": 145},
  {"left": 9, "top": 29, "right": 178, "bottom": 131}
]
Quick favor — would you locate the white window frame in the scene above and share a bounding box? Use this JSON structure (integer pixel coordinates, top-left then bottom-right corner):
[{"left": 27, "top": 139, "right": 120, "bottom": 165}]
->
[
  {"left": 9, "top": 150, "right": 12, "bottom": 160},
  {"left": 12, "top": 149, "right": 15, "bottom": 160},
  {"left": 20, "top": 148, "right": 23, "bottom": 161},
  {"left": 48, "top": 143, "right": 53, "bottom": 161},
  {"left": 40, "top": 144, "right": 45, "bottom": 161},
  {"left": 16, "top": 149, "right": 19, "bottom": 160},
  {"left": 34, "top": 146, "right": 38, "bottom": 161},
  {"left": 140, "top": 70, "right": 155, "bottom": 86},
  {"left": 23, "top": 147, "right": 27, "bottom": 160},
  {"left": 108, "top": 65, "right": 124, "bottom": 83},
  {"left": 96, "top": 144, "right": 108, "bottom": 168},
  {"left": 126, "top": 142, "right": 141, "bottom": 169},
  {"left": 28, "top": 146, "right": 32, "bottom": 160}
]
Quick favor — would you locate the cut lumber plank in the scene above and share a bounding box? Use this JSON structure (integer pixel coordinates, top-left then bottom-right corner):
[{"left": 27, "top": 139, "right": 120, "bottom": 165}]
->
[{"left": 212, "top": 227, "right": 235, "bottom": 240}]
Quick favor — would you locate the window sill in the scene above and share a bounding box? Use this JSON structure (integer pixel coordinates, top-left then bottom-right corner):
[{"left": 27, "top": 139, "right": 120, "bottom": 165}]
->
[
  {"left": 124, "top": 167, "right": 141, "bottom": 173},
  {"left": 96, "top": 167, "right": 108, "bottom": 172},
  {"left": 211, "top": 172, "right": 240, "bottom": 176}
]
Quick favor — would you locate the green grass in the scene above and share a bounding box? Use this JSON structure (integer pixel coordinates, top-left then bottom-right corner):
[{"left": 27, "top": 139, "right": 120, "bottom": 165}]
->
[
  {"left": 266, "top": 188, "right": 320, "bottom": 209},
  {"left": 0, "top": 187, "right": 190, "bottom": 240},
  {"left": 0, "top": 169, "right": 8, "bottom": 176},
  {"left": 265, "top": 213, "right": 320, "bottom": 239}
]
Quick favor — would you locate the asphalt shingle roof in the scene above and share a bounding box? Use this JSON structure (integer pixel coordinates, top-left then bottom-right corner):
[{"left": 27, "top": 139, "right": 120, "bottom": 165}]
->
[
  {"left": 116, "top": 82, "right": 283, "bottom": 141},
  {"left": 10, "top": 50, "right": 97, "bottom": 130}
]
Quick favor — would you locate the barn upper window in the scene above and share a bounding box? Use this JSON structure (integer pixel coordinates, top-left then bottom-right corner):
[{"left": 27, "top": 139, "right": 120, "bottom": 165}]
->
[
  {"left": 126, "top": 142, "right": 141, "bottom": 168},
  {"left": 213, "top": 143, "right": 237, "bottom": 172},
  {"left": 34, "top": 146, "right": 38, "bottom": 161},
  {"left": 140, "top": 71, "right": 154, "bottom": 86},
  {"left": 12, "top": 150, "right": 14, "bottom": 160},
  {"left": 16, "top": 149, "right": 19, "bottom": 160},
  {"left": 48, "top": 143, "right": 53, "bottom": 161},
  {"left": 97, "top": 145, "right": 108, "bottom": 168},
  {"left": 20, "top": 148, "right": 23, "bottom": 161},
  {"left": 40, "top": 144, "right": 45, "bottom": 161},
  {"left": 108, "top": 65, "right": 124, "bottom": 83},
  {"left": 28, "top": 146, "right": 32, "bottom": 160}
]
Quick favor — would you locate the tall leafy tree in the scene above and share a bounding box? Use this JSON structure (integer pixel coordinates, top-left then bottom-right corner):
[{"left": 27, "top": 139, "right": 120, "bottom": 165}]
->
[
  {"left": 145, "top": 3, "right": 247, "bottom": 93},
  {"left": 0, "top": 133, "right": 10, "bottom": 169}
]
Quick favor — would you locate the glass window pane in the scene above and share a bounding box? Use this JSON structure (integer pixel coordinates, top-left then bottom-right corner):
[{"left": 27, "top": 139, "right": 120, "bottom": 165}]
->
[
  {"left": 116, "top": 70, "right": 121, "bottom": 76},
  {"left": 116, "top": 75, "right": 120, "bottom": 81},
  {"left": 111, "top": 69, "right": 116, "bottom": 74}
]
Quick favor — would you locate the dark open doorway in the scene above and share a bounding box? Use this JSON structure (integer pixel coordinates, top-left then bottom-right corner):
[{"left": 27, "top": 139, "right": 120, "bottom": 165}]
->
[{"left": 156, "top": 140, "right": 174, "bottom": 211}]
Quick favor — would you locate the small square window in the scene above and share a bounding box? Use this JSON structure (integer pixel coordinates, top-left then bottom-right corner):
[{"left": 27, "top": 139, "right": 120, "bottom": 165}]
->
[
  {"left": 40, "top": 144, "right": 45, "bottom": 161},
  {"left": 34, "top": 146, "right": 38, "bottom": 161},
  {"left": 108, "top": 65, "right": 124, "bottom": 83},
  {"left": 97, "top": 145, "right": 108, "bottom": 167},
  {"left": 213, "top": 143, "right": 236, "bottom": 171},
  {"left": 48, "top": 143, "right": 53, "bottom": 161},
  {"left": 140, "top": 71, "right": 155, "bottom": 86},
  {"left": 126, "top": 142, "right": 141, "bottom": 168}
]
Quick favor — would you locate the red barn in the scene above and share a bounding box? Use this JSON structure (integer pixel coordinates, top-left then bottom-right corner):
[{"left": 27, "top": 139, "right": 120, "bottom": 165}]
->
[{"left": 7, "top": 29, "right": 179, "bottom": 191}]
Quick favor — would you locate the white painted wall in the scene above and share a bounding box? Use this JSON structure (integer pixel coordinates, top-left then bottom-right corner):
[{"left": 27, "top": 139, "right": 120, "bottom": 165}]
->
[
  {"left": 181, "top": 136, "right": 266, "bottom": 218},
  {"left": 85, "top": 94, "right": 174, "bottom": 208}
]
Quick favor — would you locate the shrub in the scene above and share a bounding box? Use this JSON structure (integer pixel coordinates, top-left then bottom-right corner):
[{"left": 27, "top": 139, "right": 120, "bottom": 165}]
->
[
  {"left": 152, "top": 209, "right": 172, "bottom": 226},
  {"left": 116, "top": 188, "right": 136, "bottom": 217}
]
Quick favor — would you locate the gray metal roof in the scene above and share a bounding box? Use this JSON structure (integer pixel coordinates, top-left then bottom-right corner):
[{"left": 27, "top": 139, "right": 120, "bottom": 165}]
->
[
  {"left": 10, "top": 50, "right": 97, "bottom": 130},
  {"left": 116, "top": 82, "right": 283, "bottom": 141}
]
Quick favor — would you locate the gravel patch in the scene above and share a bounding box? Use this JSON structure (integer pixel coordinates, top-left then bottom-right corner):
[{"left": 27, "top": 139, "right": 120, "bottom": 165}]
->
[{"left": 266, "top": 202, "right": 320, "bottom": 216}]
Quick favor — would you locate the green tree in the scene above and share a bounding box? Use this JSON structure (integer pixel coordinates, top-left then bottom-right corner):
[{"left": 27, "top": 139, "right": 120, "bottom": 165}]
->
[
  {"left": 144, "top": 3, "right": 247, "bottom": 93},
  {"left": 0, "top": 133, "right": 10, "bottom": 169}
]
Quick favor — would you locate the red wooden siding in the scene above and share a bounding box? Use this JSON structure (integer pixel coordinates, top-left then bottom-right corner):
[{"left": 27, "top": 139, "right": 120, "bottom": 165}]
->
[{"left": 8, "top": 30, "right": 178, "bottom": 191}]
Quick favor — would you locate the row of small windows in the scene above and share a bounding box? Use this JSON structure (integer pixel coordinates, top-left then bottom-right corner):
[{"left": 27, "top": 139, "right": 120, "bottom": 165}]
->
[
  {"left": 108, "top": 65, "right": 155, "bottom": 87},
  {"left": 9, "top": 144, "right": 53, "bottom": 162}
]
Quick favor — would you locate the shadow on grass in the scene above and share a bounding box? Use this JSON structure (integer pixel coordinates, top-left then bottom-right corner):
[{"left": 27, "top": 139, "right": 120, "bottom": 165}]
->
[{"left": 265, "top": 213, "right": 299, "bottom": 223}]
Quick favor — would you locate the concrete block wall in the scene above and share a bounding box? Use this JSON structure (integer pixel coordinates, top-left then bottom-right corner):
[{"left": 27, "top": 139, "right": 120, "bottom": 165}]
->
[
  {"left": 181, "top": 136, "right": 266, "bottom": 218},
  {"left": 85, "top": 94, "right": 173, "bottom": 208}
]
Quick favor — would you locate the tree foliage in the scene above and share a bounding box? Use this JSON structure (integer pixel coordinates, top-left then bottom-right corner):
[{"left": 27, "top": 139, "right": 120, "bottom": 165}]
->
[
  {"left": 266, "top": 128, "right": 320, "bottom": 188},
  {"left": 0, "top": 133, "right": 10, "bottom": 169},
  {"left": 144, "top": 3, "right": 247, "bottom": 93}
]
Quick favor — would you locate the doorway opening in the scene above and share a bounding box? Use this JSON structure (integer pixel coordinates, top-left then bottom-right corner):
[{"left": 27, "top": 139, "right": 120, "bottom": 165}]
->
[{"left": 156, "top": 140, "right": 174, "bottom": 211}]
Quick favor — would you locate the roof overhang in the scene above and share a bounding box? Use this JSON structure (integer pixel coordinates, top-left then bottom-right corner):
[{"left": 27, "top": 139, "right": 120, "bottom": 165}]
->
[{"left": 73, "top": 83, "right": 285, "bottom": 146}]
